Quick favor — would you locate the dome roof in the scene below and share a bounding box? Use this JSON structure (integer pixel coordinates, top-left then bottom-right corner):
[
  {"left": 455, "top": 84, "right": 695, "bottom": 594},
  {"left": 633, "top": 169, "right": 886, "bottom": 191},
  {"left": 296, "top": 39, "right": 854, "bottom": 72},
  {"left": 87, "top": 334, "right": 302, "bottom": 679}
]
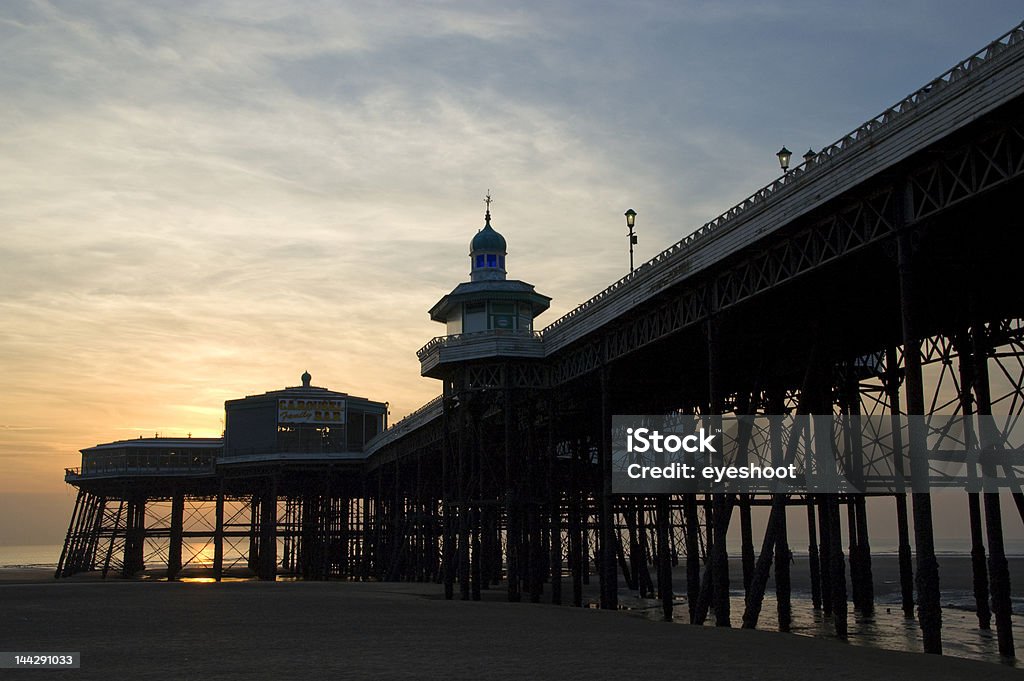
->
[{"left": 470, "top": 221, "right": 506, "bottom": 253}]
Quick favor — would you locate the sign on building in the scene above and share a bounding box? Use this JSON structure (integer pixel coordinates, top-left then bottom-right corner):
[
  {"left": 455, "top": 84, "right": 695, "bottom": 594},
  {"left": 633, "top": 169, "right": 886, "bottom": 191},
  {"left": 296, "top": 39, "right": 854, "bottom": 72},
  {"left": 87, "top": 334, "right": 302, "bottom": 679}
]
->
[{"left": 277, "top": 398, "right": 346, "bottom": 424}]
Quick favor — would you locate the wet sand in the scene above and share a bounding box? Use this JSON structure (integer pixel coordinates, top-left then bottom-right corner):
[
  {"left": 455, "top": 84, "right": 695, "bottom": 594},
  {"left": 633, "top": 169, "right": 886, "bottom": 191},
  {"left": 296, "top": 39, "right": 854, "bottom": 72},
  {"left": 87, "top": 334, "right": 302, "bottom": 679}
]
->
[{"left": 1, "top": 574, "right": 1020, "bottom": 681}]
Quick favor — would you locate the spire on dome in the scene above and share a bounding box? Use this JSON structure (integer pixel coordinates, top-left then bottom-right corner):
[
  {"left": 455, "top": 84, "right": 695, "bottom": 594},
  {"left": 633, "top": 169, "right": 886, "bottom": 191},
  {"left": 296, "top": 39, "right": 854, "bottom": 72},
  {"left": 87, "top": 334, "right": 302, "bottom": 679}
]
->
[{"left": 470, "top": 191, "right": 507, "bottom": 282}]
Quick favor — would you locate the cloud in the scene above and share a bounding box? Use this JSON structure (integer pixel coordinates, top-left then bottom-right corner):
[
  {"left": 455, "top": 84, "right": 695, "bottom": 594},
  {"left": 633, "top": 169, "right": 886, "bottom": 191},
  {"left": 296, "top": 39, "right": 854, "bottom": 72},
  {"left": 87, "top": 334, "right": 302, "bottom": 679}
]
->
[{"left": 1, "top": 0, "right": 1023, "bottom": 513}]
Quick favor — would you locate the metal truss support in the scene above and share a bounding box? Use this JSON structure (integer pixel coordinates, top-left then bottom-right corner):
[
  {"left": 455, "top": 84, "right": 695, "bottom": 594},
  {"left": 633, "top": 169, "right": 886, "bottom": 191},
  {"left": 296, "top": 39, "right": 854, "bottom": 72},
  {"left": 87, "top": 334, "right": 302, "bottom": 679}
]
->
[{"left": 56, "top": 489, "right": 105, "bottom": 578}]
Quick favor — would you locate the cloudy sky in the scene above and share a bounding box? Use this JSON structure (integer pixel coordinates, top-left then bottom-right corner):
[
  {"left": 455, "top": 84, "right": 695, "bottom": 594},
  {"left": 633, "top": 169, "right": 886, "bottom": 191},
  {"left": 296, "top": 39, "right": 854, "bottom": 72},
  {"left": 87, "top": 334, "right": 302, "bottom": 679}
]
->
[{"left": 1, "top": 1, "right": 1022, "bottom": 544}]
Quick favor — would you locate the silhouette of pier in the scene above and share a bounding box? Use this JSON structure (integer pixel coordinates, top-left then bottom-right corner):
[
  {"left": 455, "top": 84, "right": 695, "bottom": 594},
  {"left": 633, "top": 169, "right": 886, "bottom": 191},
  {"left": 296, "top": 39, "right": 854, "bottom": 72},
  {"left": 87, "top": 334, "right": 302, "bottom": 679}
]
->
[{"left": 59, "top": 21, "right": 1024, "bottom": 660}]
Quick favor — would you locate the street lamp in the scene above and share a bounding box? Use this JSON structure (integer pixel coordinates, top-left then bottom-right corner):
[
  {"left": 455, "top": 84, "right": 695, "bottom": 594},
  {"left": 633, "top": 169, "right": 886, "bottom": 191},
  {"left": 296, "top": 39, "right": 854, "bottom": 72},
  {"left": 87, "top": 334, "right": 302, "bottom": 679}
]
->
[
  {"left": 624, "top": 209, "right": 637, "bottom": 273},
  {"left": 803, "top": 148, "right": 816, "bottom": 165},
  {"left": 776, "top": 146, "right": 792, "bottom": 174}
]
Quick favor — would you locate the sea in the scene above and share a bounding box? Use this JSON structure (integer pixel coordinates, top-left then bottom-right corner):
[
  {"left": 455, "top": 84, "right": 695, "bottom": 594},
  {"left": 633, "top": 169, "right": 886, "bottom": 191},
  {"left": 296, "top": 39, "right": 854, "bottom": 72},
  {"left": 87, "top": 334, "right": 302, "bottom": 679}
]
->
[{"left": 2, "top": 542, "right": 1022, "bottom": 667}]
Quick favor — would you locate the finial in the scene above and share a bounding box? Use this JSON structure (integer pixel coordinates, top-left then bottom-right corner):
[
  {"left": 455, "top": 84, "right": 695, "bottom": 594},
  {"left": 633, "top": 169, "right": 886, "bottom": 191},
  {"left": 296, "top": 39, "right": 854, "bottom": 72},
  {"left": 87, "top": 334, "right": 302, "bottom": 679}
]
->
[
  {"left": 301, "top": 370, "right": 311, "bottom": 388},
  {"left": 484, "top": 190, "right": 492, "bottom": 225}
]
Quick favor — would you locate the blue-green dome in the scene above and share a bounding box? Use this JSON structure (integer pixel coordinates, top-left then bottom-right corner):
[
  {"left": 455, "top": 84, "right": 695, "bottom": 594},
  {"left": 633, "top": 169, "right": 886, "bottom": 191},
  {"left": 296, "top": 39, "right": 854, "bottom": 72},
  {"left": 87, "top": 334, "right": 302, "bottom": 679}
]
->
[{"left": 470, "top": 222, "right": 506, "bottom": 253}]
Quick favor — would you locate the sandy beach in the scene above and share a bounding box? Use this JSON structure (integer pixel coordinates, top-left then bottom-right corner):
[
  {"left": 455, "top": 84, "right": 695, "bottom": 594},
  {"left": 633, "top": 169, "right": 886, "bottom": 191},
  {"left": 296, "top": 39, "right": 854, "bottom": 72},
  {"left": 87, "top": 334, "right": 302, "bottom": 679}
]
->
[{"left": 1, "top": 566, "right": 1021, "bottom": 681}]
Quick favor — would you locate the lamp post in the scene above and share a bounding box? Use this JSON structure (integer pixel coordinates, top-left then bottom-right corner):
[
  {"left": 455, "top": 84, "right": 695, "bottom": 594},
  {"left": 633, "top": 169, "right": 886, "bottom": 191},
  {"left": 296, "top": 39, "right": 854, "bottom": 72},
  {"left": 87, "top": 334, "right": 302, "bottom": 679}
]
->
[
  {"left": 776, "top": 146, "right": 792, "bottom": 174},
  {"left": 625, "top": 209, "right": 637, "bottom": 273}
]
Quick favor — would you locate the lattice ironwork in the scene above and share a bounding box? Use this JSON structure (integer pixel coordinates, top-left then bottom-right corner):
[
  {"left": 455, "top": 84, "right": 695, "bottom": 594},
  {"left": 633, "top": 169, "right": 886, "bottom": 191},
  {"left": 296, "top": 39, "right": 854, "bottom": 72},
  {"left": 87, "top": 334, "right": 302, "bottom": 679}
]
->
[{"left": 908, "top": 122, "right": 1024, "bottom": 221}]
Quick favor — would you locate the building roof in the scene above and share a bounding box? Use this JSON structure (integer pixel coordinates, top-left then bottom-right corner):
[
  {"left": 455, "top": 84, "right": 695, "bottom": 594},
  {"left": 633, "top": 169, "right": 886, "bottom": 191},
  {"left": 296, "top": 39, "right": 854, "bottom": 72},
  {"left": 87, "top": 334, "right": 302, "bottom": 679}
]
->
[
  {"left": 224, "top": 372, "right": 386, "bottom": 408},
  {"left": 82, "top": 437, "right": 223, "bottom": 454},
  {"left": 429, "top": 279, "right": 551, "bottom": 322},
  {"left": 470, "top": 221, "right": 507, "bottom": 253}
]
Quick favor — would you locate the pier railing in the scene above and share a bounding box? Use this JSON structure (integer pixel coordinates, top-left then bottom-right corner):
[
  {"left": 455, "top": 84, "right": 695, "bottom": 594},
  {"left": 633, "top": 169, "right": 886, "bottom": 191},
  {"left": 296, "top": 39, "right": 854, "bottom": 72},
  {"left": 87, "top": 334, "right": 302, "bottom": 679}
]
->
[
  {"left": 411, "top": 22, "right": 1024, "bottom": 370},
  {"left": 66, "top": 451, "right": 217, "bottom": 480},
  {"left": 539, "top": 20, "right": 1024, "bottom": 347},
  {"left": 418, "top": 329, "right": 545, "bottom": 374},
  {"left": 363, "top": 394, "right": 444, "bottom": 456}
]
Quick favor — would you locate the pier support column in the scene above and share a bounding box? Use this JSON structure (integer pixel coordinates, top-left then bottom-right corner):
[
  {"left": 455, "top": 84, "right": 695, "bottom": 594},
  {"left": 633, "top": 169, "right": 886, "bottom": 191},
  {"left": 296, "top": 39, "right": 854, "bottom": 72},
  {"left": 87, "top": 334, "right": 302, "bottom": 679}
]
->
[
  {"left": 741, "top": 493, "right": 781, "bottom": 629},
  {"left": 817, "top": 498, "right": 833, "bottom": 616},
  {"left": 739, "top": 497, "right": 755, "bottom": 596},
  {"left": 505, "top": 383, "right": 523, "bottom": 604},
  {"left": 247, "top": 494, "right": 259, "bottom": 573},
  {"left": 549, "top": 398, "right": 563, "bottom": 606},
  {"left": 258, "top": 478, "right": 278, "bottom": 581},
  {"left": 774, "top": 500, "right": 792, "bottom": 632},
  {"left": 706, "top": 317, "right": 731, "bottom": 627},
  {"left": 967, "top": 492, "right": 992, "bottom": 628},
  {"left": 825, "top": 495, "right": 848, "bottom": 639},
  {"left": 569, "top": 440, "right": 584, "bottom": 607},
  {"left": 459, "top": 401, "right": 471, "bottom": 600},
  {"left": 955, "top": 329, "right": 992, "bottom": 630},
  {"left": 885, "top": 345, "right": 916, "bottom": 619},
  {"left": 656, "top": 495, "right": 673, "bottom": 621},
  {"left": 806, "top": 498, "right": 822, "bottom": 610},
  {"left": 599, "top": 365, "right": 618, "bottom": 610},
  {"left": 123, "top": 495, "right": 146, "bottom": 577},
  {"left": 972, "top": 323, "right": 1015, "bottom": 658},
  {"left": 214, "top": 481, "right": 224, "bottom": 582},
  {"left": 841, "top": 369, "right": 873, "bottom": 618},
  {"left": 684, "top": 494, "right": 701, "bottom": 623},
  {"left": 167, "top": 487, "right": 184, "bottom": 580},
  {"left": 441, "top": 389, "right": 455, "bottom": 600},
  {"left": 852, "top": 496, "right": 873, "bottom": 616},
  {"left": 897, "top": 216, "right": 942, "bottom": 655},
  {"left": 769, "top": 396, "right": 792, "bottom": 632}
]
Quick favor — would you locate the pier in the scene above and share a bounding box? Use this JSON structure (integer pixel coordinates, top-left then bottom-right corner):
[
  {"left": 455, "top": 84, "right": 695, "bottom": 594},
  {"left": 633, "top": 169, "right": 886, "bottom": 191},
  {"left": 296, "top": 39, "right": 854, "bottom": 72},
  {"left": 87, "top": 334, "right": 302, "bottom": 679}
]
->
[{"left": 57, "top": 20, "right": 1024, "bottom": 661}]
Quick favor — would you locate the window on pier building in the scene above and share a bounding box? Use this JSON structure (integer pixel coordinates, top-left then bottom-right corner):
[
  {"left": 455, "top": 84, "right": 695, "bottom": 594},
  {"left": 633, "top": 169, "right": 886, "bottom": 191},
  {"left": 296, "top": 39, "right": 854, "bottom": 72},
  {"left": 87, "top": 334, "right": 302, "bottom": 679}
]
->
[
  {"left": 518, "top": 302, "right": 533, "bottom": 332},
  {"left": 489, "top": 301, "right": 515, "bottom": 330},
  {"left": 276, "top": 423, "right": 345, "bottom": 453},
  {"left": 346, "top": 410, "right": 384, "bottom": 451},
  {"left": 464, "top": 302, "right": 486, "bottom": 332}
]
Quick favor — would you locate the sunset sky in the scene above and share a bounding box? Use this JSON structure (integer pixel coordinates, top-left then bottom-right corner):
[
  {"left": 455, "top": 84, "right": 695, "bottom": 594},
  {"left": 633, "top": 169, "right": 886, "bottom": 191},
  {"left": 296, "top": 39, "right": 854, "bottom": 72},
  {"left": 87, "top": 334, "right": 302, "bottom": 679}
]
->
[{"left": 2, "top": 1, "right": 1023, "bottom": 545}]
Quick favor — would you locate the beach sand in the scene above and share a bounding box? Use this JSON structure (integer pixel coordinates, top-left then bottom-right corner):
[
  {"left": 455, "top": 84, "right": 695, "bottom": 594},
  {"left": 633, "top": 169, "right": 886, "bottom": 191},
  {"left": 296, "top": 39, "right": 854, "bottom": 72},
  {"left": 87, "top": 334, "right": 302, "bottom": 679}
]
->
[{"left": 1, "top": 568, "right": 1021, "bottom": 681}]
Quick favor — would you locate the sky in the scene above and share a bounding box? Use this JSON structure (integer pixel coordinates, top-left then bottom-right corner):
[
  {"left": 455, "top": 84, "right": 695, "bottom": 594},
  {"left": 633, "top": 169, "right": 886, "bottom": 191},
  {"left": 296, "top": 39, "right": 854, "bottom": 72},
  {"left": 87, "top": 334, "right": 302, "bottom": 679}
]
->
[{"left": 1, "top": 1, "right": 1023, "bottom": 545}]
